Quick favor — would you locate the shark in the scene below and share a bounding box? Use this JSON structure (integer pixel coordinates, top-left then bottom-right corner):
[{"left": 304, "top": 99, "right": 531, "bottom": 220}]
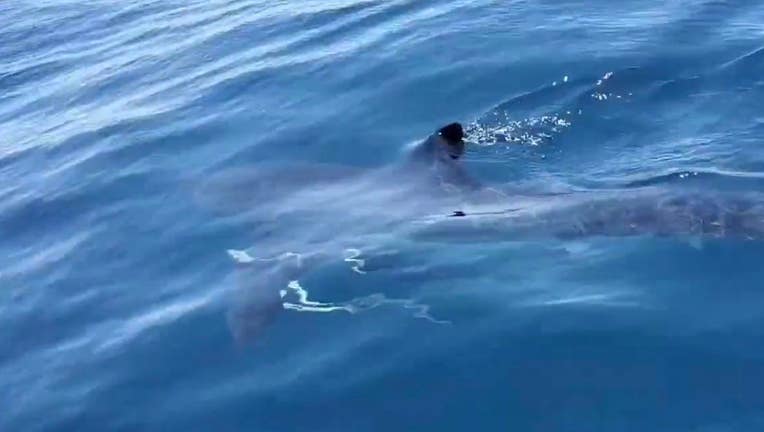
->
[{"left": 197, "top": 123, "right": 764, "bottom": 345}]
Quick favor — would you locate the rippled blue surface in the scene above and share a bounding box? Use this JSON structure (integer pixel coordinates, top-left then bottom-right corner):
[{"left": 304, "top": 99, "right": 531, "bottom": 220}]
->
[{"left": 3, "top": 1, "right": 764, "bottom": 431}]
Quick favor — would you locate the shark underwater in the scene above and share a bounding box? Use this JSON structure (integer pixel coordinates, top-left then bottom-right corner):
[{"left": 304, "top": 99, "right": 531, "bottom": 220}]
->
[
  {"left": 200, "top": 122, "right": 764, "bottom": 247},
  {"left": 197, "top": 121, "right": 764, "bottom": 344}
]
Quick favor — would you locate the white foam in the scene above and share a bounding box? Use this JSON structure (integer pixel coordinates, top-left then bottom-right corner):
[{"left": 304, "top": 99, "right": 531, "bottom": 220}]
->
[
  {"left": 281, "top": 281, "right": 449, "bottom": 324},
  {"left": 343, "top": 248, "right": 367, "bottom": 274},
  {"left": 227, "top": 249, "right": 255, "bottom": 263}
]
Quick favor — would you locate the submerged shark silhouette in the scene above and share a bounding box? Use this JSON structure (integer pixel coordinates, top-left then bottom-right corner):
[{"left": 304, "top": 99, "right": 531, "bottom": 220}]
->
[{"left": 198, "top": 125, "right": 764, "bottom": 345}]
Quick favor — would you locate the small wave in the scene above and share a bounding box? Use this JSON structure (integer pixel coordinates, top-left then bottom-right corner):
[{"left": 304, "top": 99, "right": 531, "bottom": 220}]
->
[
  {"left": 719, "top": 46, "right": 764, "bottom": 80},
  {"left": 465, "top": 69, "right": 646, "bottom": 148},
  {"left": 618, "top": 168, "right": 764, "bottom": 189},
  {"left": 523, "top": 291, "right": 642, "bottom": 308},
  {"left": 97, "top": 292, "right": 216, "bottom": 353}
]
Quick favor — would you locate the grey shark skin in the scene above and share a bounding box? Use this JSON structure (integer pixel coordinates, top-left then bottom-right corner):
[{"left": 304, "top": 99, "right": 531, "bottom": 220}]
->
[
  {"left": 204, "top": 130, "right": 764, "bottom": 345},
  {"left": 214, "top": 132, "right": 480, "bottom": 346},
  {"left": 410, "top": 188, "right": 764, "bottom": 243}
]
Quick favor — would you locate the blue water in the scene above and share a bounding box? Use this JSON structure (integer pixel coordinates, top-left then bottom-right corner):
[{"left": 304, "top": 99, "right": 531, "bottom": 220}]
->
[{"left": 3, "top": 1, "right": 764, "bottom": 431}]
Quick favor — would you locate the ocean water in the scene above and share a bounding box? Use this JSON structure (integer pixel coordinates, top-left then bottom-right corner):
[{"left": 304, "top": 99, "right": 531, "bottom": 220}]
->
[{"left": 3, "top": 1, "right": 764, "bottom": 431}]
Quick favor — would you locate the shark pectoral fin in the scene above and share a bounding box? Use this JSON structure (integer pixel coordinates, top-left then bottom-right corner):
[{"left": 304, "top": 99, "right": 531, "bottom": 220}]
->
[
  {"left": 561, "top": 241, "right": 593, "bottom": 255},
  {"left": 685, "top": 236, "right": 704, "bottom": 250}
]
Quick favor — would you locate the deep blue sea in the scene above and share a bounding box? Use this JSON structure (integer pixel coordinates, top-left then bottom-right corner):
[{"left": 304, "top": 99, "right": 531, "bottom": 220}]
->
[{"left": 3, "top": 1, "right": 764, "bottom": 431}]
